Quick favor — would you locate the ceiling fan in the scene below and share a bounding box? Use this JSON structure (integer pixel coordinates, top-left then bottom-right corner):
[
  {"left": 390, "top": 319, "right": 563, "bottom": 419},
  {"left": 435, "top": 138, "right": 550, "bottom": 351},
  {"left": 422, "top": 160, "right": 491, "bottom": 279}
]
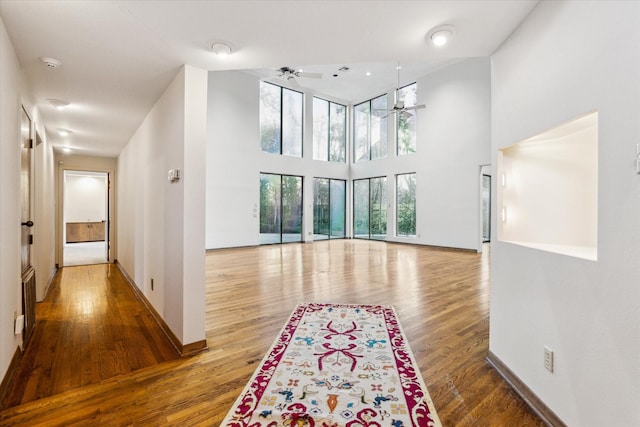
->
[
  {"left": 380, "top": 62, "right": 426, "bottom": 119},
  {"left": 276, "top": 66, "right": 322, "bottom": 81}
]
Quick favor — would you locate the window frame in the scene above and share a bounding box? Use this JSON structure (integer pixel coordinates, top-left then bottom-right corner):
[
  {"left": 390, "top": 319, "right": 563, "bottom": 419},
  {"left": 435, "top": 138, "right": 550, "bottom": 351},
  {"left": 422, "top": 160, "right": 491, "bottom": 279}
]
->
[
  {"left": 259, "top": 172, "right": 304, "bottom": 245},
  {"left": 353, "top": 176, "right": 387, "bottom": 240},
  {"left": 396, "top": 82, "right": 418, "bottom": 156},
  {"left": 353, "top": 93, "right": 388, "bottom": 163},
  {"left": 259, "top": 81, "right": 304, "bottom": 158},
  {"left": 396, "top": 172, "right": 417, "bottom": 237},
  {"left": 313, "top": 177, "right": 346, "bottom": 240},
  {"left": 313, "top": 97, "right": 347, "bottom": 163}
]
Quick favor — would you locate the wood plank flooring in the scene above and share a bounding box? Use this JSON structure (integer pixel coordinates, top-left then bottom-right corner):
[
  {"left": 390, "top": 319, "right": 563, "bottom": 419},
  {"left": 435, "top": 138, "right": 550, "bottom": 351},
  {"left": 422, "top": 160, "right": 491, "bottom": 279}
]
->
[
  {"left": 1, "top": 264, "right": 180, "bottom": 408},
  {"left": 0, "top": 240, "right": 543, "bottom": 426}
]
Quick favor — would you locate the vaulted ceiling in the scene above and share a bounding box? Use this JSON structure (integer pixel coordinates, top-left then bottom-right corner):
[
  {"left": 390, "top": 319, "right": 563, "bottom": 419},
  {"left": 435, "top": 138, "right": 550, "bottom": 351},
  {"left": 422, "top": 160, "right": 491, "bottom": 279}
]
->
[{"left": 0, "top": 1, "right": 538, "bottom": 157}]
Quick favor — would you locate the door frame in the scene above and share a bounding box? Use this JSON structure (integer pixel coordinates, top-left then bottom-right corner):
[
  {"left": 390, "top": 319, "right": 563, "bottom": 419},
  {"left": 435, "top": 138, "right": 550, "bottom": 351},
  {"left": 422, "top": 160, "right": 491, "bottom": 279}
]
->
[
  {"left": 20, "top": 105, "right": 36, "bottom": 347},
  {"left": 478, "top": 164, "right": 492, "bottom": 252},
  {"left": 20, "top": 106, "right": 33, "bottom": 273},
  {"left": 55, "top": 161, "right": 116, "bottom": 268},
  {"left": 61, "top": 170, "right": 110, "bottom": 266}
]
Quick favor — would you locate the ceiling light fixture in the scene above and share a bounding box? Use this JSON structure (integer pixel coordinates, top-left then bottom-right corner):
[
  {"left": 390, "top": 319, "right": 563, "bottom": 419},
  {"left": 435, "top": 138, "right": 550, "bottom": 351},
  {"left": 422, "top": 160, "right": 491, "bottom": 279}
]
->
[
  {"left": 427, "top": 25, "right": 457, "bottom": 47},
  {"left": 47, "top": 99, "right": 69, "bottom": 110},
  {"left": 62, "top": 147, "right": 72, "bottom": 153},
  {"left": 40, "top": 57, "right": 62, "bottom": 68},
  {"left": 210, "top": 42, "right": 232, "bottom": 57},
  {"left": 57, "top": 128, "right": 72, "bottom": 137}
]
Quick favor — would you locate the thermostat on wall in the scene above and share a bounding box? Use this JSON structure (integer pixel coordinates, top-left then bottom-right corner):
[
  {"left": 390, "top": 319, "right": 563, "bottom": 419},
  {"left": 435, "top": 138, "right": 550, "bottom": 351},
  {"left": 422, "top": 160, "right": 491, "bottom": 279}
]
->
[{"left": 168, "top": 168, "right": 180, "bottom": 183}]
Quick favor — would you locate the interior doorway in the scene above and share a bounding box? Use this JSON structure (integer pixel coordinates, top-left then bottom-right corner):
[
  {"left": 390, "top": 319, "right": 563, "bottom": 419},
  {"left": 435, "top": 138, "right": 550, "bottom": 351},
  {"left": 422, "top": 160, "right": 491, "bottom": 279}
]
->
[
  {"left": 62, "top": 170, "right": 109, "bottom": 266},
  {"left": 20, "top": 106, "right": 36, "bottom": 346},
  {"left": 482, "top": 174, "right": 491, "bottom": 243}
]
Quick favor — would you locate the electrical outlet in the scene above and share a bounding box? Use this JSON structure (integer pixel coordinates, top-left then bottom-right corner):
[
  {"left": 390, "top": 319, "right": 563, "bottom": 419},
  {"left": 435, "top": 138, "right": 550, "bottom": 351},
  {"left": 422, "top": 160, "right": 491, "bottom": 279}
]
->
[{"left": 544, "top": 346, "right": 554, "bottom": 372}]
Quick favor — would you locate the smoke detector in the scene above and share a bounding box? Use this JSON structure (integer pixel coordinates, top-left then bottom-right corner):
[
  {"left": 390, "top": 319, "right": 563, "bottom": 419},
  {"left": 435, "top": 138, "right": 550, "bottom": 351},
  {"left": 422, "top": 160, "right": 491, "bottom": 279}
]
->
[
  {"left": 47, "top": 99, "right": 69, "bottom": 110},
  {"left": 40, "top": 57, "right": 62, "bottom": 68},
  {"left": 209, "top": 42, "right": 232, "bottom": 57}
]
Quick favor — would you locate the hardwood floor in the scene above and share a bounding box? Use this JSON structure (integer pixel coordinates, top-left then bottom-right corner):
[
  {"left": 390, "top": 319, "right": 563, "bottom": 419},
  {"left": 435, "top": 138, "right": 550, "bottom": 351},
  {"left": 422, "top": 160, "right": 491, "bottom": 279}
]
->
[
  {"left": 0, "top": 240, "right": 543, "bottom": 426},
  {"left": 1, "top": 264, "right": 180, "bottom": 408}
]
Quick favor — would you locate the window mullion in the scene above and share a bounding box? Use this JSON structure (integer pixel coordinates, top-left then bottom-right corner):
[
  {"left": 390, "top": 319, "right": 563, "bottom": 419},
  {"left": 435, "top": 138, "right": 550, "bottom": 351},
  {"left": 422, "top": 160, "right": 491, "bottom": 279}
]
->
[
  {"left": 368, "top": 101, "right": 372, "bottom": 161},
  {"left": 327, "top": 102, "right": 331, "bottom": 162},
  {"left": 279, "top": 87, "right": 284, "bottom": 155},
  {"left": 327, "top": 179, "right": 331, "bottom": 238}
]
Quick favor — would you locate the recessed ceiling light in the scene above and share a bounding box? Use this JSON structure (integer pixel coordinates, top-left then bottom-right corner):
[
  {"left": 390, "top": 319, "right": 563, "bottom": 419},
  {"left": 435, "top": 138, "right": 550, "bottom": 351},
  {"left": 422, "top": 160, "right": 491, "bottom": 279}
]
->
[
  {"left": 432, "top": 30, "right": 452, "bottom": 46},
  {"left": 57, "top": 128, "right": 72, "bottom": 137},
  {"left": 366, "top": 71, "right": 371, "bottom": 76},
  {"left": 210, "top": 42, "right": 232, "bottom": 57},
  {"left": 40, "top": 57, "right": 62, "bottom": 68},
  {"left": 427, "top": 25, "right": 457, "bottom": 47},
  {"left": 47, "top": 99, "right": 69, "bottom": 110}
]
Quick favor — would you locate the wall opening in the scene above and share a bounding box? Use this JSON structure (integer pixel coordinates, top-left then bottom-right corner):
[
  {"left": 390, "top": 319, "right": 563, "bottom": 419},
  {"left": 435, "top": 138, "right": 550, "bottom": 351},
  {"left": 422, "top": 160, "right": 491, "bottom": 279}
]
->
[
  {"left": 497, "top": 111, "right": 598, "bottom": 260},
  {"left": 63, "top": 170, "right": 109, "bottom": 266}
]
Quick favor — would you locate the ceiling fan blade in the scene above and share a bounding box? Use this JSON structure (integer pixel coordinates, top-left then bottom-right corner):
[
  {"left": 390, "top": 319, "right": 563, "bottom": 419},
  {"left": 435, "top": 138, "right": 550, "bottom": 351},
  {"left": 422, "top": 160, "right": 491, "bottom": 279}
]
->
[
  {"left": 403, "top": 104, "right": 426, "bottom": 111},
  {"left": 296, "top": 71, "right": 322, "bottom": 79}
]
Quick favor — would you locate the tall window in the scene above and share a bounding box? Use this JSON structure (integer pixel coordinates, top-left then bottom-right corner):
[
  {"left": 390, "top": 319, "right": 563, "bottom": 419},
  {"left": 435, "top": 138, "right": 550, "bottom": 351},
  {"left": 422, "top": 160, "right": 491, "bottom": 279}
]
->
[
  {"left": 313, "top": 98, "right": 346, "bottom": 162},
  {"left": 397, "top": 83, "right": 417, "bottom": 155},
  {"left": 354, "top": 94, "right": 387, "bottom": 162},
  {"left": 260, "top": 82, "right": 303, "bottom": 157},
  {"left": 313, "top": 178, "right": 346, "bottom": 240},
  {"left": 353, "top": 177, "right": 387, "bottom": 240},
  {"left": 259, "top": 173, "right": 303, "bottom": 244},
  {"left": 396, "top": 173, "right": 416, "bottom": 237}
]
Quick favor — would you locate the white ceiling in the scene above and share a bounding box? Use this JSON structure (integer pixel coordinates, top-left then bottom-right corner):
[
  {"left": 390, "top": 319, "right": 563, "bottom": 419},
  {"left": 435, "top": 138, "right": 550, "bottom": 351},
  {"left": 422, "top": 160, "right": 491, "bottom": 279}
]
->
[{"left": 0, "top": 0, "right": 538, "bottom": 158}]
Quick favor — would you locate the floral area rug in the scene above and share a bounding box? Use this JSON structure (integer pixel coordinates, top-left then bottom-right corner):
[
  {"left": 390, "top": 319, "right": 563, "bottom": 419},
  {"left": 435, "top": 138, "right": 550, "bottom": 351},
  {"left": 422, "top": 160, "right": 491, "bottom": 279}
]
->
[{"left": 221, "top": 302, "right": 441, "bottom": 426}]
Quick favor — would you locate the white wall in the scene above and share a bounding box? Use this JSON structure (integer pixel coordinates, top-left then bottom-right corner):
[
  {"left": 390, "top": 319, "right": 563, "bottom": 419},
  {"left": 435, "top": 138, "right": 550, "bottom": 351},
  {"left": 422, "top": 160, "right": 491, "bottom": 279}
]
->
[
  {"left": 206, "top": 58, "right": 490, "bottom": 251},
  {"left": 0, "top": 15, "right": 57, "bottom": 382},
  {"left": 117, "top": 65, "right": 207, "bottom": 346},
  {"left": 490, "top": 1, "right": 640, "bottom": 425},
  {"left": 33, "top": 123, "right": 56, "bottom": 301},
  {"left": 0, "top": 14, "right": 24, "bottom": 383},
  {"left": 64, "top": 174, "right": 107, "bottom": 223}
]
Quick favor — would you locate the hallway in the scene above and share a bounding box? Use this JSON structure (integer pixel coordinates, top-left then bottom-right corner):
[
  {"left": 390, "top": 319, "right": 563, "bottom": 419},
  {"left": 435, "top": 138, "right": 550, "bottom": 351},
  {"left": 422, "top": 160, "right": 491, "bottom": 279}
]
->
[{"left": 1, "top": 264, "right": 179, "bottom": 408}]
